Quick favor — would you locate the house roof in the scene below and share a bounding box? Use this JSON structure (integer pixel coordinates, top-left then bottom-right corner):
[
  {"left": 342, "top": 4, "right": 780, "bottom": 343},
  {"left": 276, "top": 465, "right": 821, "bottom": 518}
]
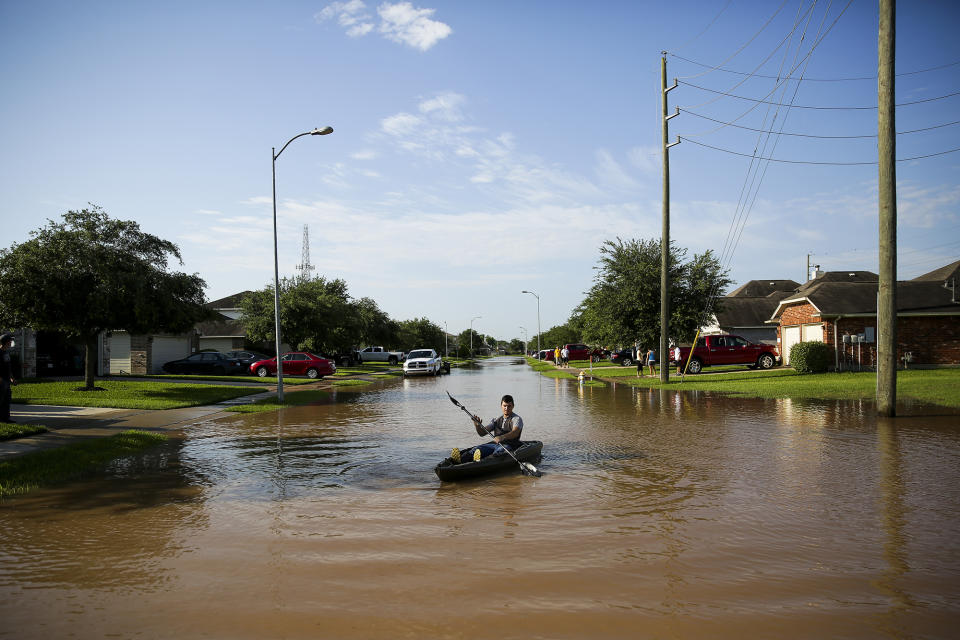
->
[
  {"left": 196, "top": 312, "right": 246, "bottom": 337},
  {"left": 715, "top": 296, "right": 785, "bottom": 328},
  {"left": 911, "top": 259, "right": 960, "bottom": 283},
  {"left": 770, "top": 280, "right": 960, "bottom": 320},
  {"left": 795, "top": 270, "right": 878, "bottom": 293},
  {"left": 727, "top": 279, "right": 800, "bottom": 298},
  {"left": 206, "top": 291, "right": 253, "bottom": 310}
]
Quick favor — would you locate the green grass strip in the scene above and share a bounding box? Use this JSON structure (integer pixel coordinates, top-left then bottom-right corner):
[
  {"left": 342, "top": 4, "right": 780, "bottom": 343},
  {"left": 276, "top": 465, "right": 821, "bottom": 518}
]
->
[
  {"left": 0, "top": 422, "right": 49, "bottom": 441},
  {"left": 12, "top": 380, "right": 264, "bottom": 410},
  {"left": 0, "top": 430, "right": 168, "bottom": 497},
  {"left": 119, "top": 374, "right": 315, "bottom": 385},
  {"left": 223, "top": 389, "right": 331, "bottom": 413},
  {"left": 592, "top": 368, "right": 960, "bottom": 408}
]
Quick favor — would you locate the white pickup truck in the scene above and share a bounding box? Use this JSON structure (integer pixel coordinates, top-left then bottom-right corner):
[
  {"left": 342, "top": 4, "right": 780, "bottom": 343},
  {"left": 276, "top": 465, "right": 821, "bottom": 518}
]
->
[{"left": 356, "top": 346, "right": 405, "bottom": 365}]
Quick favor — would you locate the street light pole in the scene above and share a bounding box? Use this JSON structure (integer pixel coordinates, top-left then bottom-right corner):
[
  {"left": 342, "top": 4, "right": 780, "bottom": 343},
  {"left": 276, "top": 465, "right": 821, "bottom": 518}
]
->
[
  {"left": 519, "top": 326, "right": 527, "bottom": 355},
  {"left": 521, "top": 290, "right": 541, "bottom": 355},
  {"left": 470, "top": 315, "right": 481, "bottom": 357},
  {"left": 272, "top": 126, "right": 333, "bottom": 403}
]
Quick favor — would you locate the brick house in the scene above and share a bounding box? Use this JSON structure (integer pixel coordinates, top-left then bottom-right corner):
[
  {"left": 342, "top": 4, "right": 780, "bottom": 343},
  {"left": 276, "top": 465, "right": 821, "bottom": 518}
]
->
[
  {"left": 704, "top": 279, "right": 801, "bottom": 345},
  {"left": 769, "top": 261, "right": 960, "bottom": 368}
]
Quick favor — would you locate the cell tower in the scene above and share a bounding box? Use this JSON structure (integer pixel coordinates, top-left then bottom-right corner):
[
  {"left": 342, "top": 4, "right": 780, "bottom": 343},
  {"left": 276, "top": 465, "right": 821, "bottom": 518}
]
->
[{"left": 296, "top": 224, "right": 315, "bottom": 281}]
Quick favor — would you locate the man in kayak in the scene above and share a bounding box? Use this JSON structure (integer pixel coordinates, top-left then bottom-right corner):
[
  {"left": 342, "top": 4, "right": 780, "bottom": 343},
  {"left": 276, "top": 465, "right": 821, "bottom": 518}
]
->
[{"left": 451, "top": 394, "right": 523, "bottom": 463}]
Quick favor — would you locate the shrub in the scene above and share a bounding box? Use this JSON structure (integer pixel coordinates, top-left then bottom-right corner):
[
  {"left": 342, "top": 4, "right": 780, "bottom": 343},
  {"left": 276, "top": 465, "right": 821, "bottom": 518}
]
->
[{"left": 790, "top": 341, "right": 832, "bottom": 373}]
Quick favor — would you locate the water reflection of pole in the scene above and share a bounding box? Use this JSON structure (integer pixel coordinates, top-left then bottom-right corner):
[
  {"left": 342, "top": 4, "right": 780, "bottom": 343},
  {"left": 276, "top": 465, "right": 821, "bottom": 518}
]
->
[{"left": 875, "top": 418, "right": 914, "bottom": 625}]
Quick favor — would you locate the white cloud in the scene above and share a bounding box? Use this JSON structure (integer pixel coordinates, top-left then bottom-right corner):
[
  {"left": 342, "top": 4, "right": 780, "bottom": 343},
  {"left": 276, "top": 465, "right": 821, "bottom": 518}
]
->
[
  {"left": 350, "top": 149, "right": 379, "bottom": 160},
  {"left": 381, "top": 112, "right": 423, "bottom": 136},
  {"left": 315, "top": 0, "right": 374, "bottom": 37},
  {"left": 418, "top": 92, "right": 465, "bottom": 121},
  {"left": 595, "top": 149, "right": 639, "bottom": 190},
  {"left": 627, "top": 145, "right": 659, "bottom": 174},
  {"left": 316, "top": 1, "right": 451, "bottom": 51},
  {"left": 378, "top": 2, "right": 452, "bottom": 51}
]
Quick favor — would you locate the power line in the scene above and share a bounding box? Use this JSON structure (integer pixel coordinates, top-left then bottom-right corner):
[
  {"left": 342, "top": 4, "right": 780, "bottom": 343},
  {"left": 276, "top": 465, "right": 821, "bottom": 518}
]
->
[
  {"left": 670, "top": 54, "right": 960, "bottom": 82},
  {"left": 679, "top": 80, "right": 960, "bottom": 109},
  {"left": 678, "top": 136, "right": 960, "bottom": 164},
  {"left": 679, "top": 109, "right": 960, "bottom": 139},
  {"left": 669, "top": 0, "right": 733, "bottom": 54}
]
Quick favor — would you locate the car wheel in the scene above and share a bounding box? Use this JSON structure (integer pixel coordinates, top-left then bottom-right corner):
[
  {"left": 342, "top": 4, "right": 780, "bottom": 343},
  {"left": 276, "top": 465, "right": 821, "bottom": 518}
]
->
[
  {"left": 622, "top": 358, "right": 632, "bottom": 367},
  {"left": 688, "top": 357, "right": 703, "bottom": 374},
  {"left": 306, "top": 367, "right": 319, "bottom": 379},
  {"left": 388, "top": 356, "right": 398, "bottom": 366},
  {"left": 757, "top": 353, "right": 775, "bottom": 370},
  {"left": 256, "top": 366, "right": 269, "bottom": 378}
]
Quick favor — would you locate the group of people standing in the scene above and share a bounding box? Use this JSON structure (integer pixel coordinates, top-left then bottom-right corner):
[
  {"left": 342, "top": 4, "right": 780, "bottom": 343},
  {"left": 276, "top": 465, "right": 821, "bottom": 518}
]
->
[
  {"left": 636, "top": 346, "right": 657, "bottom": 378},
  {"left": 553, "top": 346, "right": 569, "bottom": 367}
]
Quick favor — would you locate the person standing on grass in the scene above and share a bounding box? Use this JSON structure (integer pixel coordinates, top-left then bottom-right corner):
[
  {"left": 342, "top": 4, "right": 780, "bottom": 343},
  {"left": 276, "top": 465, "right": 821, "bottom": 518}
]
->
[
  {"left": 0, "top": 333, "right": 17, "bottom": 423},
  {"left": 646, "top": 347, "right": 657, "bottom": 377}
]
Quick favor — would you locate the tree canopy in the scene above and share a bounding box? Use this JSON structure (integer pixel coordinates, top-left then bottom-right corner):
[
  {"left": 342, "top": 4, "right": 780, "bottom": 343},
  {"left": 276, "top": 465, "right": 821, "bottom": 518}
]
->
[
  {"left": 239, "top": 278, "right": 401, "bottom": 354},
  {"left": 0, "top": 206, "right": 208, "bottom": 388},
  {"left": 397, "top": 317, "right": 446, "bottom": 353},
  {"left": 574, "top": 237, "right": 730, "bottom": 349}
]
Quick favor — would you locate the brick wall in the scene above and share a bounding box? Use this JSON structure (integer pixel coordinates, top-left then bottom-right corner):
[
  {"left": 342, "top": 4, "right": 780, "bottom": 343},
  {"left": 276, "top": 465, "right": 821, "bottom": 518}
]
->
[
  {"left": 130, "top": 334, "right": 149, "bottom": 375},
  {"left": 778, "top": 301, "right": 960, "bottom": 366}
]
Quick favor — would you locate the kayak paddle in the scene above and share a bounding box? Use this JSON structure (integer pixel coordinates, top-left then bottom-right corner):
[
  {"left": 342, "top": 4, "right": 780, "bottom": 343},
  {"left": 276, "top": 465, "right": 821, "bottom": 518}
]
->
[{"left": 446, "top": 391, "right": 541, "bottom": 477}]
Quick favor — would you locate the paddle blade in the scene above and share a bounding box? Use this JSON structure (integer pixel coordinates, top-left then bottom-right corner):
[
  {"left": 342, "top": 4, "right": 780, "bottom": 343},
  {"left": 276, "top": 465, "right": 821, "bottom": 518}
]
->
[{"left": 521, "top": 462, "right": 542, "bottom": 477}]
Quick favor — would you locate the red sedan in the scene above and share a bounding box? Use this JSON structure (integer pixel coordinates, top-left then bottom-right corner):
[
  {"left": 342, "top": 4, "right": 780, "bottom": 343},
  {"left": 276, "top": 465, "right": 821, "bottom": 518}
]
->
[{"left": 249, "top": 352, "right": 336, "bottom": 379}]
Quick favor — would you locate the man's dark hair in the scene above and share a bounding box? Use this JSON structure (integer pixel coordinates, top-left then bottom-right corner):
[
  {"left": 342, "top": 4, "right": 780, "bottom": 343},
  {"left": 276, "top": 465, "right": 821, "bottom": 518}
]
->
[{"left": 501, "top": 394, "right": 514, "bottom": 404}]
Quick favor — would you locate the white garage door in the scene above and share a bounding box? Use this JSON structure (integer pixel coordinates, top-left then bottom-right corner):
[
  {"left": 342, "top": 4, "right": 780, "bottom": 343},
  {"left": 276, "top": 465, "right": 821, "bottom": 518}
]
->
[
  {"left": 109, "top": 331, "right": 131, "bottom": 375},
  {"left": 782, "top": 326, "right": 801, "bottom": 365},
  {"left": 199, "top": 338, "right": 235, "bottom": 352},
  {"left": 152, "top": 336, "right": 192, "bottom": 373},
  {"left": 802, "top": 323, "right": 824, "bottom": 343}
]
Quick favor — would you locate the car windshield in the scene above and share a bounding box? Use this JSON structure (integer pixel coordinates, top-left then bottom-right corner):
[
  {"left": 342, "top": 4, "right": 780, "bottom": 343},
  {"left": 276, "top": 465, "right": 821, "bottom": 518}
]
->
[{"left": 408, "top": 350, "right": 433, "bottom": 359}]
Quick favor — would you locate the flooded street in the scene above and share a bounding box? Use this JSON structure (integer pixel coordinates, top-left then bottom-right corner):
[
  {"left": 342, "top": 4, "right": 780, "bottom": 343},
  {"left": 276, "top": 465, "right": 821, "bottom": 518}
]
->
[{"left": 2, "top": 357, "right": 959, "bottom": 639}]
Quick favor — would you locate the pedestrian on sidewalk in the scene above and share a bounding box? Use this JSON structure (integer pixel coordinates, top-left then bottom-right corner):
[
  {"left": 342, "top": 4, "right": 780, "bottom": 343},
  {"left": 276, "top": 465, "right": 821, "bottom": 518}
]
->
[{"left": 1, "top": 333, "right": 17, "bottom": 423}]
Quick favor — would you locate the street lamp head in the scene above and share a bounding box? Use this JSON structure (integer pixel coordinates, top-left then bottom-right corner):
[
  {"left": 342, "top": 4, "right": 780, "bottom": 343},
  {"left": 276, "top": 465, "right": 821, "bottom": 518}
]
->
[{"left": 310, "top": 126, "right": 334, "bottom": 135}]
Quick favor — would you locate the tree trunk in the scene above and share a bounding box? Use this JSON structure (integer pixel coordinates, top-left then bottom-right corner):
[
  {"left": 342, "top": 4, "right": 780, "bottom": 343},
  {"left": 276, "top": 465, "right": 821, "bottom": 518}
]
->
[{"left": 84, "top": 334, "right": 98, "bottom": 389}]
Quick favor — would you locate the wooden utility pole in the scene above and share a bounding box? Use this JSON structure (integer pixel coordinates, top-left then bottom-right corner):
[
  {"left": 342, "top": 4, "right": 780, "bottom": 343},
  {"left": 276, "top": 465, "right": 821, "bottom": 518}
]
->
[
  {"left": 877, "top": 0, "right": 897, "bottom": 416},
  {"left": 661, "top": 54, "right": 679, "bottom": 383}
]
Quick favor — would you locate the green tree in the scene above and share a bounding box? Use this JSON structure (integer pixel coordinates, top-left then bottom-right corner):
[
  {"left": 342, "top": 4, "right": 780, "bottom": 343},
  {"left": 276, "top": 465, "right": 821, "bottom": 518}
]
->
[
  {"left": 396, "top": 317, "right": 446, "bottom": 353},
  {"left": 576, "top": 237, "right": 730, "bottom": 349},
  {"left": 0, "top": 206, "right": 208, "bottom": 389},
  {"left": 539, "top": 323, "right": 581, "bottom": 350},
  {"left": 240, "top": 276, "right": 357, "bottom": 353},
  {"left": 455, "top": 328, "right": 483, "bottom": 357}
]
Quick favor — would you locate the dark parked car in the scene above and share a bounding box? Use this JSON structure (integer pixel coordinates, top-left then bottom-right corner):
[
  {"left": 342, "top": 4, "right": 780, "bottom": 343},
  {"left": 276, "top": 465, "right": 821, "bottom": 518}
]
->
[
  {"left": 223, "top": 350, "right": 271, "bottom": 370},
  {"left": 609, "top": 348, "right": 636, "bottom": 366},
  {"left": 162, "top": 351, "right": 246, "bottom": 375},
  {"left": 249, "top": 352, "right": 336, "bottom": 379}
]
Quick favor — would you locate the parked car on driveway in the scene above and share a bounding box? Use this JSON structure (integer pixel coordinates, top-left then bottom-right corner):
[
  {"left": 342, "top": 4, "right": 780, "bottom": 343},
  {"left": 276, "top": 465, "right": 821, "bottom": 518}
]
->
[
  {"left": 672, "top": 334, "right": 780, "bottom": 374},
  {"left": 223, "top": 350, "right": 271, "bottom": 371},
  {"left": 249, "top": 352, "right": 336, "bottom": 379},
  {"left": 609, "top": 348, "right": 636, "bottom": 366},
  {"left": 403, "top": 349, "right": 446, "bottom": 376},
  {"left": 563, "top": 343, "right": 593, "bottom": 361},
  {"left": 163, "top": 351, "right": 246, "bottom": 376}
]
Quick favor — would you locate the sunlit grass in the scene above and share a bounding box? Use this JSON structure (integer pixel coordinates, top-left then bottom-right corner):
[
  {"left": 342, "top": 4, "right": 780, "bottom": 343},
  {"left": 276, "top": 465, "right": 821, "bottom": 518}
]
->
[
  {"left": 0, "top": 422, "right": 48, "bottom": 441},
  {"left": 223, "top": 390, "right": 330, "bottom": 413},
  {"left": 0, "top": 430, "right": 167, "bottom": 497},
  {"left": 118, "top": 373, "right": 315, "bottom": 385},
  {"left": 602, "top": 368, "right": 960, "bottom": 408},
  {"left": 12, "top": 380, "right": 263, "bottom": 409},
  {"left": 331, "top": 379, "right": 373, "bottom": 386}
]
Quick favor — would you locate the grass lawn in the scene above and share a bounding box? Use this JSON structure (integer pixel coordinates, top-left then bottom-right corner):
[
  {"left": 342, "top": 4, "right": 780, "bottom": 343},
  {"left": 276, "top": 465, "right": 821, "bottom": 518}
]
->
[
  {"left": 0, "top": 430, "right": 167, "bottom": 497},
  {"left": 224, "top": 390, "right": 330, "bottom": 413},
  {"left": 128, "top": 374, "right": 315, "bottom": 385},
  {"left": 12, "top": 380, "right": 264, "bottom": 409},
  {"left": 0, "top": 422, "right": 48, "bottom": 441},
  {"left": 601, "top": 368, "right": 960, "bottom": 408}
]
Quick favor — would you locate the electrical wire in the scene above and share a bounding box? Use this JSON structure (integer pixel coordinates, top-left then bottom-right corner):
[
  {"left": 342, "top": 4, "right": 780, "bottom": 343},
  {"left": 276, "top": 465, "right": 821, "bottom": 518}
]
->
[
  {"left": 669, "top": 0, "right": 733, "bottom": 55},
  {"left": 679, "top": 110, "right": 960, "bottom": 139},
  {"left": 671, "top": 55, "right": 960, "bottom": 81},
  {"left": 678, "top": 136, "right": 960, "bottom": 164},
  {"left": 679, "top": 81, "right": 960, "bottom": 109}
]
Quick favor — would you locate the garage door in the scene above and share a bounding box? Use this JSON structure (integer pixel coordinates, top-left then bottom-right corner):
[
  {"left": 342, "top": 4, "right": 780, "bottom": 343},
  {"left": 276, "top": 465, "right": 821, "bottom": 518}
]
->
[
  {"left": 782, "top": 326, "right": 801, "bottom": 365},
  {"left": 199, "top": 338, "right": 235, "bottom": 352},
  {"left": 152, "top": 336, "right": 192, "bottom": 373},
  {"left": 802, "top": 323, "right": 824, "bottom": 343},
  {"left": 109, "top": 332, "right": 131, "bottom": 375}
]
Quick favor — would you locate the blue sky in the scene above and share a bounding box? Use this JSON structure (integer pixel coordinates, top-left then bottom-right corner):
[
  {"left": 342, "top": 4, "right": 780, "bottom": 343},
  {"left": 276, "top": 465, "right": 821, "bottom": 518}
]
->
[{"left": 2, "top": 1, "right": 958, "bottom": 343}]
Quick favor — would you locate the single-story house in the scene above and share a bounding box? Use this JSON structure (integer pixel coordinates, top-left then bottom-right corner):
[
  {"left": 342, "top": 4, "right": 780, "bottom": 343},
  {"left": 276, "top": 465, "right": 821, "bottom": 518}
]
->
[
  {"left": 769, "top": 261, "right": 960, "bottom": 368},
  {"left": 703, "top": 279, "right": 801, "bottom": 345}
]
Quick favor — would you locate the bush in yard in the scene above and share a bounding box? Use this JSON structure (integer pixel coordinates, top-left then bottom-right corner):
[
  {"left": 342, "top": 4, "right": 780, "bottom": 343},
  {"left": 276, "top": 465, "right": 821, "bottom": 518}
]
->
[{"left": 790, "top": 341, "right": 832, "bottom": 373}]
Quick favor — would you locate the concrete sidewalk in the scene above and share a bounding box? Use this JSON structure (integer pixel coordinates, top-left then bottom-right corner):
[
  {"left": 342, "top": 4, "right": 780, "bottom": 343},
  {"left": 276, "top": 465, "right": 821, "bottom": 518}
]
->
[{"left": 0, "top": 394, "right": 272, "bottom": 461}]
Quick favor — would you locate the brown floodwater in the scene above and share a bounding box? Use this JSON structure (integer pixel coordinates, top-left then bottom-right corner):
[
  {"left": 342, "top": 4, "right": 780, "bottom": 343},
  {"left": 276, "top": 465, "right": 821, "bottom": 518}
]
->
[{"left": 2, "top": 358, "right": 959, "bottom": 639}]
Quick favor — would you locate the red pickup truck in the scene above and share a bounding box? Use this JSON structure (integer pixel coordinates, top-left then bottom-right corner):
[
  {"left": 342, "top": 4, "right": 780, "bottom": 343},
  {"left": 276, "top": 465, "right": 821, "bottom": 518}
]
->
[{"left": 672, "top": 334, "right": 780, "bottom": 374}]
